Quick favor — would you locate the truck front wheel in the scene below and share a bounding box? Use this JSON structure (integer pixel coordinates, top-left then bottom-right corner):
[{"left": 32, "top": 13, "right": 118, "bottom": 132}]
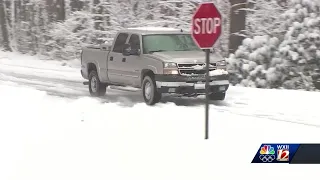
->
[
  {"left": 89, "top": 70, "right": 107, "bottom": 97},
  {"left": 142, "top": 75, "right": 162, "bottom": 105}
]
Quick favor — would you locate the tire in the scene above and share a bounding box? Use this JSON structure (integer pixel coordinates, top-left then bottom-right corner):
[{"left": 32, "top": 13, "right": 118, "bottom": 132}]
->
[
  {"left": 142, "top": 75, "right": 162, "bottom": 105},
  {"left": 209, "top": 92, "right": 226, "bottom": 101},
  {"left": 88, "top": 70, "right": 107, "bottom": 97}
]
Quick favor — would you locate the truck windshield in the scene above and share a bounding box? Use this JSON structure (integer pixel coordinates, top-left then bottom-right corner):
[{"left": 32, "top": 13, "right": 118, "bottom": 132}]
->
[{"left": 142, "top": 34, "right": 201, "bottom": 54}]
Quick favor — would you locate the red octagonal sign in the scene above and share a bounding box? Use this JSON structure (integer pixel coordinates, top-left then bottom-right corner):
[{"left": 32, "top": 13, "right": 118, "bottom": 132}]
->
[{"left": 191, "top": 2, "right": 222, "bottom": 49}]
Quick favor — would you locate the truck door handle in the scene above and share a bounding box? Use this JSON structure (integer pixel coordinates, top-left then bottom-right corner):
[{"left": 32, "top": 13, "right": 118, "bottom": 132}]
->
[
  {"left": 122, "top": 58, "right": 126, "bottom": 62},
  {"left": 110, "top": 57, "right": 113, "bottom": 61}
]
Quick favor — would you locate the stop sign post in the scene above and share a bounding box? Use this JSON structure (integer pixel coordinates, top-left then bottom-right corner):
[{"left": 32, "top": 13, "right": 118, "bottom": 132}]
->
[{"left": 191, "top": 2, "right": 222, "bottom": 140}]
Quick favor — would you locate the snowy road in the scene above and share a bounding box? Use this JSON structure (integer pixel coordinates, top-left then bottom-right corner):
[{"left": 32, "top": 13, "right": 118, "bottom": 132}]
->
[
  {"left": 1, "top": 52, "right": 320, "bottom": 180},
  {"left": 1, "top": 53, "right": 319, "bottom": 128}
]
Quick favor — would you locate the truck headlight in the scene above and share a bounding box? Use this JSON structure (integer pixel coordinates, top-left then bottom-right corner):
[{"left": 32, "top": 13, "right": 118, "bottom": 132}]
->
[
  {"left": 164, "top": 62, "right": 177, "bottom": 68},
  {"left": 163, "top": 62, "right": 179, "bottom": 75},
  {"left": 217, "top": 60, "right": 226, "bottom": 66}
]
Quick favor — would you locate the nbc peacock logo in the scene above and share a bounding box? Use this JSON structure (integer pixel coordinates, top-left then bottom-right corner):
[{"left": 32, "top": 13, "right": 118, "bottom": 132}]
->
[
  {"left": 260, "top": 145, "right": 275, "bottom": 155},
  {"left": 259, "top": 145, "right": 276, "bottom": 162}
]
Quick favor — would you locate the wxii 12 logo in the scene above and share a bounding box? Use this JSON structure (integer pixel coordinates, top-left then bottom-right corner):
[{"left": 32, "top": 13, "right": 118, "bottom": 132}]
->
[
  {"left": 276, "top": 145, "right": 289, "bottom": 162},
  {"left": 252, "top": 144, "right": 290, "bottom": 163}
]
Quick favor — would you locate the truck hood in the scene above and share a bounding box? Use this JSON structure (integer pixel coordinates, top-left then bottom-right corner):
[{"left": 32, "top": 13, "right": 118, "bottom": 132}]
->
[{"left": 146, "top": 50, "right": 224, "bottom": 63}]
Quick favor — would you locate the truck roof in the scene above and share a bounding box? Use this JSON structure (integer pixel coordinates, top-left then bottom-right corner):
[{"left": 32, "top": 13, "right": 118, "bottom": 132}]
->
[{"left": 119, "top": 27, "right": 190, "bottom": 35}]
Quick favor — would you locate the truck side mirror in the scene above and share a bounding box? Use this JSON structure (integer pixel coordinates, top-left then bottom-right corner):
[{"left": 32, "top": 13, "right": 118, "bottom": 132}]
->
[
  {"left": 131, "top": 49, "right": 141, "bottom": 56},
  {"left": 122, "top": 44, "right": 131, "bottom": 56},
  {"left": 122, "top": 43, "right": 141, "bottom": 56}
]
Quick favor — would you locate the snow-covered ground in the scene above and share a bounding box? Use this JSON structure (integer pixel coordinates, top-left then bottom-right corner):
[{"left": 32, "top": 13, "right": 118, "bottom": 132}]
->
[{"left": 1, "top": 51, "right": 320, "bottom": 180}]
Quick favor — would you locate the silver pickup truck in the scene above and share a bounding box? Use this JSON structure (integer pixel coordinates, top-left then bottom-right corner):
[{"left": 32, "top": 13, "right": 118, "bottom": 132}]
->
[{"left": 80, "top": 27, "right": 229, "bottom": 105}]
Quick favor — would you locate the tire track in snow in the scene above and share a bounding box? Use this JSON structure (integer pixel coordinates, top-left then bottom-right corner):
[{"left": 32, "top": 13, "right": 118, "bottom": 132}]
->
[
  {"left": 213, "top": 107, "right": 320, "bottom": 128},
  {"left": 1, "top": 62, "right": 320, "bottom": 129},
  {"left": 0, "top": 61, "right": 77, "bottom": 73}
]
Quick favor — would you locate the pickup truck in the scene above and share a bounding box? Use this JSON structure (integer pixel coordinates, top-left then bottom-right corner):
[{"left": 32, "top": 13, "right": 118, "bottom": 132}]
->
[{"left": 80, "top": 27, "right": 230, "bottom": 105}]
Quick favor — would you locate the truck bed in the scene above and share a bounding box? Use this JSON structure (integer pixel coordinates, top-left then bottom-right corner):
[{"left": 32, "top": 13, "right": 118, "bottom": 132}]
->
[
  {"left": 81, "top": 44, "right": 111, "bottom": 81},
  {"left": 84, "top": 43, "right": 112, "bottom": 51}
]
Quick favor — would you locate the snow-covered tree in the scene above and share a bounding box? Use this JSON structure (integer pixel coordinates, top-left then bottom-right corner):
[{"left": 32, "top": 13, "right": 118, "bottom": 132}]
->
[
  {"left": 41, "top": 0, "right": 231, "bottom": 59},
  {"left": 245, "top": 0, "right": 288, "bottom": 38},
  {"left": 0, "top": 0, "right": 232, "bottom": 59},
  {"left": 227, "top": 35, "right": 285, "bottom": 88},
  {"left": 277, "top": 0, "right": 320, "bottom": 90},
  {"left": 228, "top": 0, "right": 320, "bottom": 91}
]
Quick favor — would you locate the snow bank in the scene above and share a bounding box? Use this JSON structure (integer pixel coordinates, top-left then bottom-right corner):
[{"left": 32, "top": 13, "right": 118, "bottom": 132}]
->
[
  {"left": 0, "top": 51, "right": 82, "bottom": 82},
  {"left": 1, "top": 49, "right": 320, "bottom": 179},
  {"left": 1, "top": 82, "right": 320, "bottom": 180},
  {"left": 0, "top": 51, "right": 81, "bottom": 68}
]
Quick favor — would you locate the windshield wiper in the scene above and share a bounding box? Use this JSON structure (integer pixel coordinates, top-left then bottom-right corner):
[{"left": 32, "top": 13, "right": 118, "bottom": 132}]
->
[
  {"left": 174, "top": 49, "right": 200, "bottom": 51},
  {"left": 148, "top": 50, "right": 167, "bottom": 54}
]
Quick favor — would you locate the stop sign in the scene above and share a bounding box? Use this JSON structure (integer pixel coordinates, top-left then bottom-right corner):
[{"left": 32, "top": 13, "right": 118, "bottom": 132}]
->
[{"left": 191, "top": 2, "right": 222, "bottom": 49}]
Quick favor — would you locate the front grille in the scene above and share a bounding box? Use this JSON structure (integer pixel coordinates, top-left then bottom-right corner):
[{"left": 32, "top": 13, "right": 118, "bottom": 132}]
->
[{"left": 178, "top": 63, "right": 217, "bottom": 76}]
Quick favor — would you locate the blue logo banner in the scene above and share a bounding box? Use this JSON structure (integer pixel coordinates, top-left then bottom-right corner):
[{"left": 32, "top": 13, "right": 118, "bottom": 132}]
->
[{"left": 251, "top": 144, "right": 300, "bottom": 163}]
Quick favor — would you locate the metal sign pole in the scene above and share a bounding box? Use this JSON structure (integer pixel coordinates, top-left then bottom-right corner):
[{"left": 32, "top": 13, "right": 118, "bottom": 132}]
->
[
  {"left": 191, "top": 2, "right": 222, "bottom": 140},
  {"left": 205, "top": 49, "right": 210, "bottom": 140}
]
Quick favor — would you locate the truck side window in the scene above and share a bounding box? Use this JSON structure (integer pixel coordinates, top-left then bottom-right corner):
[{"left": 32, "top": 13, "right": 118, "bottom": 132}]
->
[
  {"left": 128, "top": 34, "right": 140, "bottom": 51},
  {"left": 113, "top": 33, "right": 129, "bottom": 53}
]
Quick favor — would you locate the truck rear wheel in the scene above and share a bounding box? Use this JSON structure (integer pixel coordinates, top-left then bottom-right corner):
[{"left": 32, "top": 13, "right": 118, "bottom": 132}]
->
[
  {"left": 142, "top": 75, "right": 162, "bottom": 105},
  {"left": 89, "top": 70, "right": 107, "bottom": 97},
  {"left": 209, "top": 92, "right": 226, "bottom": 101}
]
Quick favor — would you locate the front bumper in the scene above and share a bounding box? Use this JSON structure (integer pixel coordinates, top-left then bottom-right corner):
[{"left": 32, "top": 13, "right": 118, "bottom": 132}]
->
[{"left": 155, "top": 74, "right": 229, "bottom": 95}]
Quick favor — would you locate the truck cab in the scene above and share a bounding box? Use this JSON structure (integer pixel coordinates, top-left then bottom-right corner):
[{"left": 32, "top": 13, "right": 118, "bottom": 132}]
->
[{"left": 81, "top": 27, "right": 229, "bottom": 105}]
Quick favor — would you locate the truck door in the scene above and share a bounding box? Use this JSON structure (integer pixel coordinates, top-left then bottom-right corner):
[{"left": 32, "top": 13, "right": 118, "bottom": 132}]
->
[
  {"left": 121, "top": 34, "right": 143, "bottom": 86},
  {"left": 107, "top": 33, "right": 129, "bottom": 84}
]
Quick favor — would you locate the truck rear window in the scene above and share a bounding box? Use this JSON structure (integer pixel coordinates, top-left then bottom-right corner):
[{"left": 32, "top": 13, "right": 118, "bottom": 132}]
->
[{"left": 142, "top": 34, "right": 201, "bottom": 54}]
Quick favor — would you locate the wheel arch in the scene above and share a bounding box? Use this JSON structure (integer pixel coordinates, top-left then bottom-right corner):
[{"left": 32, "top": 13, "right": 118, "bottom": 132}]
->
[
  {"left": 141, "top": 69, "right": 155, "bottom": 85},
  {"left": 87, "top": 62, "right": 97, "bottom": 74},
  {"left": 87, "top": 62, "right": 104, "bottom": 80}
]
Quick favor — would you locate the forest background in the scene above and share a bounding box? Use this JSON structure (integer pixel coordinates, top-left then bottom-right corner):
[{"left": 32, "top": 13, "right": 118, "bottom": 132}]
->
[{"left": 1, "top": 0, "right": 319, "bottom": 91}]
